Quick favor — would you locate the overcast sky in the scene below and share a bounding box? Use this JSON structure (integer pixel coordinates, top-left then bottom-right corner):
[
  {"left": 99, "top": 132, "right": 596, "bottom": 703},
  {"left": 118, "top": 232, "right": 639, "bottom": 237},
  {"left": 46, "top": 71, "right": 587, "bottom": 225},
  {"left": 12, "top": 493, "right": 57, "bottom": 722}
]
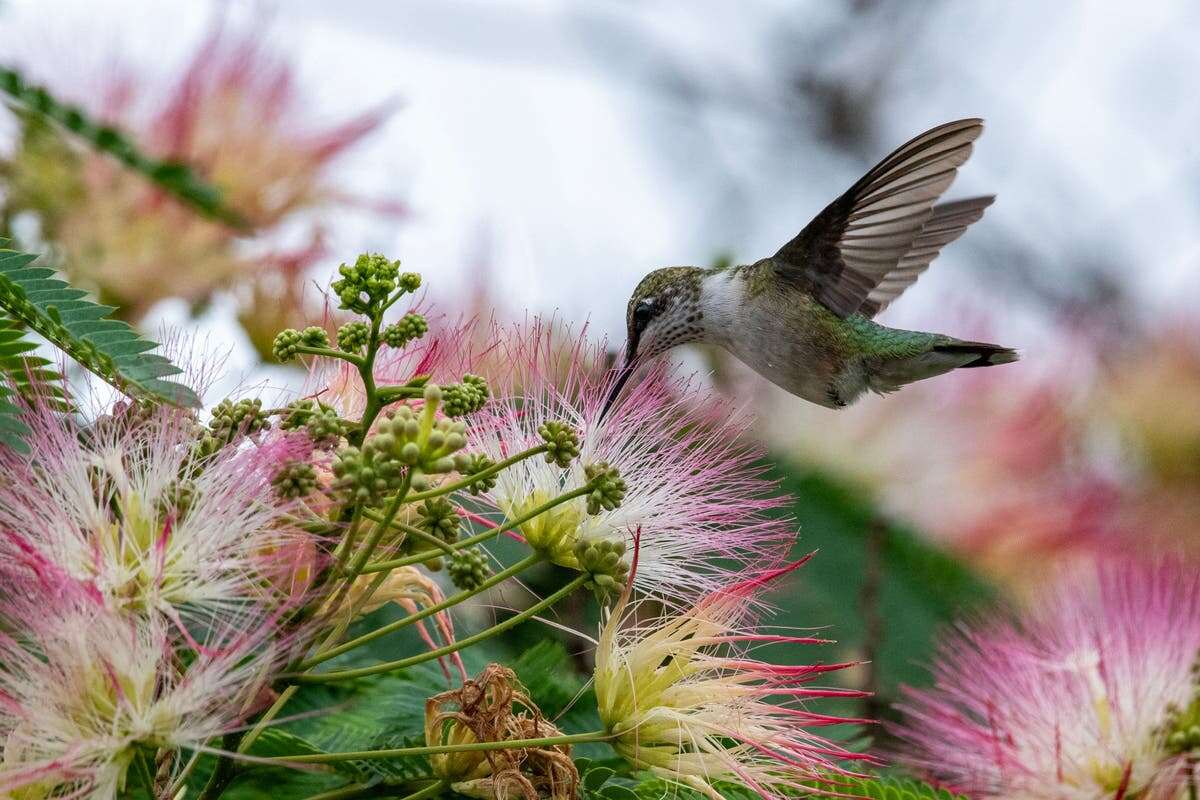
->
[{"left": 5, "top": 0, "right": 1199, "bottom": 398}]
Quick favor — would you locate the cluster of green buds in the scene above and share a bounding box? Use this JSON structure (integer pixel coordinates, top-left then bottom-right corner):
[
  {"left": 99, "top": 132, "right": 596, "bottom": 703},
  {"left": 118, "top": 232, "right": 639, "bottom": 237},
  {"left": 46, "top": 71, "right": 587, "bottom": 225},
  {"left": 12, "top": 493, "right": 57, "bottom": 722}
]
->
[
  {"left": 333, "top": 385, "right": 471, "bottom": 505},
  {"left": 332, "top": 443, "right": 407, "bottom": 507},
  {"left": 330, "top": 253, "right": 420, "bottom": 316},
  {"left": 273, "top": 461, "right": 318, "bottom": 499},
  {"left": 574, "top": 535, "right": 630, "bottom": 600},
  {"left": 459, "top": 454, "right": 498, "bottom": 496},
  {"left": 442, "top": 374, "right": 490, "bottom": 418},
  {"left": 336, "top": 321, "right": 371, "bottom": 354},
  {"left": 194, "top": 398, "right": 268, "bottom": 458},
  {"left": 382, "top": 312, "right": 429, "bottom": 348},
  {"left": 448, "top": 548, "right": 493, "bottom": 591},
  {"left": 416, "top": 498, "right": 461, "bottom": 543},
  {"left": 582, "top": 462, "right": 626, "bottom": 515},
  {"left": 280, "top": 399, "right": 346, "bottom": 446},
  {"left": 272, "top": 326, "right": 330, "bottom": 363},
  {"left": 1164, "top": 663, "right": 1200, "bottom": 754},
  {"left": 538, "top": 421, "right": 580, "bottom": 468},
  {"left": 156, "top": 478, "right": 197, "bottom": 521}
]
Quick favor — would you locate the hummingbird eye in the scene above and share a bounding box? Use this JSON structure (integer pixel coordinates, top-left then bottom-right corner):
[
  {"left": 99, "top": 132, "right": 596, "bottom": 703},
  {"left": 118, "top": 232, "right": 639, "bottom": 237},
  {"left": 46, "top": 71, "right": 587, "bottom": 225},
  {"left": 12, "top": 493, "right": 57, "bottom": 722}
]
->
[{"left": 633, "top": 300, "right": 655, "bottom": 330}]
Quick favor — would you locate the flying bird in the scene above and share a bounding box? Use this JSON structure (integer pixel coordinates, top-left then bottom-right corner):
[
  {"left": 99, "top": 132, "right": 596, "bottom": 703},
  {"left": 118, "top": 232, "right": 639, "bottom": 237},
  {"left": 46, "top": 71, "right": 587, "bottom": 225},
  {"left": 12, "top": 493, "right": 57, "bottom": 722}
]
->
[{"left": 605, "top": 118, "right": 1016, "bottom": 415}]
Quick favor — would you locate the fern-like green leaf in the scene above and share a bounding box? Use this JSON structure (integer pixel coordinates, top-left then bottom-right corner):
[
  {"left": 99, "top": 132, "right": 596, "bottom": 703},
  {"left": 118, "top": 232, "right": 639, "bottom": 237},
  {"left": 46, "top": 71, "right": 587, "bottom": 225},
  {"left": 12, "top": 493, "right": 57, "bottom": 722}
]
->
[
  {"left": 0, "top": 243, "right": 200, "bottom": 410},
  {"left": 0, "top": 315, "right": 70, "bottom": 452},
  {"left": 0, "top": 65, "right": 247, "bottom": 228}
]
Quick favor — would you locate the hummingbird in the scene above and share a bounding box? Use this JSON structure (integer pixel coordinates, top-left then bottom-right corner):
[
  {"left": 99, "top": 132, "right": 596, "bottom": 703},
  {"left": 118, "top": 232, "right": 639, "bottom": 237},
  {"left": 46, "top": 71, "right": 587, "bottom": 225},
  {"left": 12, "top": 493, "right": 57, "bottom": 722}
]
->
[{"left": 604, "top": 118, "right": 1017, "bottom": 415}]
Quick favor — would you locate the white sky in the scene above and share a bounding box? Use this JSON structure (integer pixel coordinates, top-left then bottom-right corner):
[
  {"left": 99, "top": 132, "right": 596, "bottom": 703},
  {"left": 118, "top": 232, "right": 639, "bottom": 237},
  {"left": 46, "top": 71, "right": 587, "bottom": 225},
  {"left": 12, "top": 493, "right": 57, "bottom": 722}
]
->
[{"left": 4, "top": 0, "right": 1200, "bottom": 400}]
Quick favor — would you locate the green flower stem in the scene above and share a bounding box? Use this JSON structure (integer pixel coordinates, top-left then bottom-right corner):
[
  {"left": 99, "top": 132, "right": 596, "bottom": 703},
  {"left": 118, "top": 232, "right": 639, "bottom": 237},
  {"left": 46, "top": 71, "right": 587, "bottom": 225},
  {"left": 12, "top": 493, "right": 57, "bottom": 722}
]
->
[
  {"left": 270, "top": 730, "right": 610, "bottom": 765},
  {"left": 404, "top": 444, "right": 550, "bottom": 504},
  {"left": 295, "top": 344, "right": 365, "bottom": 367},
  {"left": 168, "top": 748, "right": 203, "bottom": 797},
  {"left": 331, "top": 507, "right": 365, "bottom": 577},
  {"left": 237, "top": 684, "right": 299, "bottom": 754},
  {"left": 318, "top": 473, "right": 413, "bottom": 631},
  {"left": 398, "top": 523, "right": 457, "bottom": 555},
  {"left": 374, "top": 384, "right": 428, "bottom": 405},
  {"left": 348, "top": 311, "right": 386, "bottom": 448},
  {"left": 300, "top": 553, "right": 544, "bottom": 669},
  {"left": 288, "top": 573, "right": 588, "bottom": 683},
  {"left": 134, "top": 751, "right": 156, "bottom": 796},
  {"left": 359, "top": 485, "right": 590, "bottom": 574}
]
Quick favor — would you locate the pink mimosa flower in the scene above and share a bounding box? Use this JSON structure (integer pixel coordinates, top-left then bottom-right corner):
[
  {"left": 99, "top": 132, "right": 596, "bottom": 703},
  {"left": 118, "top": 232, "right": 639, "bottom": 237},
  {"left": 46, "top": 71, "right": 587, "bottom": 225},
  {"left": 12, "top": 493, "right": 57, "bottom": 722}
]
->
[
  {"left": 0, "top": 575, "right": 293, "bottom": 799},
  {"left": 594, "top": 554, "right": 873, "bottom": 799},
  {"left": 467, "top": 319, "right": 794, "bottom": 605},
  {"left": 894, "top": 559, "right": 1200, "bottom": 798},
  {"left": 0, "top": 401, "right": 324, "bottom": 628}
]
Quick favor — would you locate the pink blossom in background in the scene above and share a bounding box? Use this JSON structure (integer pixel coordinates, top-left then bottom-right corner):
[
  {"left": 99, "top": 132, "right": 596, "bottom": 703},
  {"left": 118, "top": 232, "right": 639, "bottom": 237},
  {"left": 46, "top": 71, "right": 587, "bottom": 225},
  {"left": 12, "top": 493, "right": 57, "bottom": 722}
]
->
[
  {"left": 1, "top": 20, "right": 397, "bottom": 358},
  {"left": 893, "top": 559, "right": 1200, "bottom": 798}
]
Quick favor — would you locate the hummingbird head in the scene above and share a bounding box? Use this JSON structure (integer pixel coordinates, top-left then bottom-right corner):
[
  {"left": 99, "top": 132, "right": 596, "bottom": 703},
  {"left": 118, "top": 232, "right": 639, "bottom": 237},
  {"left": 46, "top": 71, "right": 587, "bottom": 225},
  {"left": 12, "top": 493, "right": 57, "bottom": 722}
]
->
[{"left": 602, "top": 267, "right": 705, "bottom": 417}]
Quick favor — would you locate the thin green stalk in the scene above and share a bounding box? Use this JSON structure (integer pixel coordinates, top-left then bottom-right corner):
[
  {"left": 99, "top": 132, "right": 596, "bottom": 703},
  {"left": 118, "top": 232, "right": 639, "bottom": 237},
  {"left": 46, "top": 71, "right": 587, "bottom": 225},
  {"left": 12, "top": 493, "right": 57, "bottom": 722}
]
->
[
  {"left": 374, "top": 385, "right": 427, "bottom": 405},
  {"left": 289, "top": 573, "right": 588, "bottom": 683},
  {"left": 238, "top": 684, "right": 299, "bottom": 754},
  {"left": 301, "top": 553, "right": 544, "bottom": 669},
  {"left": 398, "top": 523, "right": 456, "bottom": 555},
  {"left": 195, "top": 733, "right": 241, "bottom": 800},
  {"left": 360, "top": 485, "right": 590, "bottom": 574},
  {"left": 332, "top": 507, "right": 365, "bottom": 576},
  {"left": 168, "top": 748, "right": 204, "bottom": 797},
  {"left": 134, "top": 751, "right": 156, "bottom": 796},
  {"left": 295, "top": 345, "right": 365, "bottom": 367},
  {"left": 402, "top": 444, "right": 550, "bottom": 503},
  {"left": 270, "top": 730, "right": 609, "bottom": 765}
]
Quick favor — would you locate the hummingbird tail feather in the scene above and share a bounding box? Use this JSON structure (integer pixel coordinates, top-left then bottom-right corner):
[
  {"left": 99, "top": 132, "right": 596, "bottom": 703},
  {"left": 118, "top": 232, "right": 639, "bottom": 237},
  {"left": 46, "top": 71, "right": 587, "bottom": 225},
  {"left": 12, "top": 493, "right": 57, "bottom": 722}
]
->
[
  {"left": 863, "top": 339, "right": 1019, "bottom": 399},
  {"left": 932, "top": 340, "right": 1019, "bottom": 368}
]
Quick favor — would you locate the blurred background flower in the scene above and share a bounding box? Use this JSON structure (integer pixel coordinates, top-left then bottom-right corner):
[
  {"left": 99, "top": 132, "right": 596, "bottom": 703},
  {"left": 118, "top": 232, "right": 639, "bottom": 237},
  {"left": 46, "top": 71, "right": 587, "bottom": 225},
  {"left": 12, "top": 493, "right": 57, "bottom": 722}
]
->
[{"left": 0, "top": 16, "right": 398, "bottom": 360}]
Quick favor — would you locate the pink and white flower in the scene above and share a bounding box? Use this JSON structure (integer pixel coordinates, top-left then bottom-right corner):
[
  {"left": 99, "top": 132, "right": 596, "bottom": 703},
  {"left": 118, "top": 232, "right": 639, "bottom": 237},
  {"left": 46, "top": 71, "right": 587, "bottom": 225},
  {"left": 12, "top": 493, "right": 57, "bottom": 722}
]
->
[
  {"left": 0, "top": 573, "right": 289, "bottom": 799},
  {"left": 894, "top": 559, "right": 1200, "bottom": 798},
  {"left": 0, "top": 401, "right": 322, "bottom": 628},
  {"left": 468, "top": 319, "right": 794, "bottom": 605},
  {"left": 594, "top": 554, "right": 872, "bottom": 799}
]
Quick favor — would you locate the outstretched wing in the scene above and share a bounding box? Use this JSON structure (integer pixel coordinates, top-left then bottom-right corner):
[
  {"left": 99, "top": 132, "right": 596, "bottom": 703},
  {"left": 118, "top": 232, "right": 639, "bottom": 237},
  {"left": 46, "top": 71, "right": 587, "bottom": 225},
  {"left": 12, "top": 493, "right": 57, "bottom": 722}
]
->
[
  {"left": 858, "top": 195, "right": 994, "bottom": 318},
  {"left": 772, "top": 118, "right": 983, "bottom": 317}
]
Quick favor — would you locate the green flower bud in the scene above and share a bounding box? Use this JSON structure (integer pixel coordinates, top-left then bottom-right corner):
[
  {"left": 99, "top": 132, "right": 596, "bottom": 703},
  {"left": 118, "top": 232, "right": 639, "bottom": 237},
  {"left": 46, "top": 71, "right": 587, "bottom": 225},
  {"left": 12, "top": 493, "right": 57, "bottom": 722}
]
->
[
  {"left": 332, "top": 445, "right": 406, "bottom": 506},
  {"left": 583, "top": 462, "right": 626, "bottom": 515},
  {"left": 157, "top": 479, "right": 197, "bottom": 520},
  {"left": 197, "top": 397, "right": 267, "bottom": 457},
  {"left": 460, "top": 453, "right": 497, "bottom": 495},
  {"left": 382, "top": 312, "right": 429, "bottom": 348},
  {"left": 273, "top": 461, "right": 318, "bottom": 499},
  {"left": 448, "top": 547, "right": 492, "bottom": 591},
  {"left": 299, "top": 326, "right": 330, "bottom": 348},
  {"left": 337, "top": 321, "right": 371, "bottom": 353},
  {"left": 398, "top": 272, "right": 422, "bottom": 292},
  {"left": 442, "top": 374, "right": 490, "bottom": 417},
  {"left": 538, "top": 421, "right": 580, "bottom": 468},
  {"left": 573, "top": 534, "right": 630, "bottom": 601},
  {"left": 330, "top": 253, "right": 402, "bottom": 315},
  {"left": 417, "top": 498, "right": 460, "bottom": 542},
  {"left": 272, "top": 328, "right": 303, "bottom": 362}
]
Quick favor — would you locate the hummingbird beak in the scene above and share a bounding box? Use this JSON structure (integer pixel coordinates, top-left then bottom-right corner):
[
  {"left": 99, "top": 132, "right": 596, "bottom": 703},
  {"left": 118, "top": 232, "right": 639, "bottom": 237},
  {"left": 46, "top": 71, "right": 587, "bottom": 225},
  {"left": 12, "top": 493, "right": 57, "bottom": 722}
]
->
[{"left": 600, "top": 343, "right": 639, "bottom": 421}]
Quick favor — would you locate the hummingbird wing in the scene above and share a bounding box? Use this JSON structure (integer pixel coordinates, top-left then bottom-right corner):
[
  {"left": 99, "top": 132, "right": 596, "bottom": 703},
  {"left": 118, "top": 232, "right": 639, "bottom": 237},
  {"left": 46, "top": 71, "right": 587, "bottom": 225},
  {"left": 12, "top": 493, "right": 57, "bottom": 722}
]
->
[
  {"left": 772, "top": 118, "right": 983, "bottom": 317},
  {"left": 858, "top": 195, "right": 994, "bottom": 317}
]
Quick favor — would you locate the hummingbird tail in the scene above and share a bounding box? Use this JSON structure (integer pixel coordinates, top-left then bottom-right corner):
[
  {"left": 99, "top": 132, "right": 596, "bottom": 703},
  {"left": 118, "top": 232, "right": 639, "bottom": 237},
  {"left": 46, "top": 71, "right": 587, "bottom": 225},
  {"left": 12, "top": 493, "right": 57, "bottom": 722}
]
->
[
  {"left": 862, "top": 338, "right": 1019, "bottom": 400},
  {"left": 932, "top": 340, "right": 1020, "bottom": 368}
]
